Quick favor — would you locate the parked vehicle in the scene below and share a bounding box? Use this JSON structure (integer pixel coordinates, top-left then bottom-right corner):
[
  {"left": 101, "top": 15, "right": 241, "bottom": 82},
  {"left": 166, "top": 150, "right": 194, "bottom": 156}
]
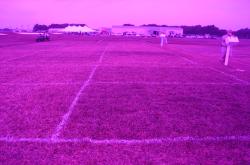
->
[{"left": 36, "top": 33, "right": 50, "bottom": 42}]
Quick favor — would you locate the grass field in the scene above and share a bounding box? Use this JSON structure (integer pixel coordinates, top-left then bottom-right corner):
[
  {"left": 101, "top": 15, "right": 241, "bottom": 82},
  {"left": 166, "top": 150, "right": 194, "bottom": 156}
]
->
[{"left": 0, "top": 33, "right": 250, "bottom": 164}]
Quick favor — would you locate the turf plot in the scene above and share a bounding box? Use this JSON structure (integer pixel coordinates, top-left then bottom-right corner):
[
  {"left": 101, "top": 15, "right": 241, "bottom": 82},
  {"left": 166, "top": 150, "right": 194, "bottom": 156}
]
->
[{"left": 0, "top": 35, "right": 250, "bottom": 164}]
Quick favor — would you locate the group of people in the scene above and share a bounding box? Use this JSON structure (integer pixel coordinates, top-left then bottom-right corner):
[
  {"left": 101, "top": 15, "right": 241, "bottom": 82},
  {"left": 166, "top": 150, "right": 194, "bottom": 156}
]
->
[{"left": 159, "top": 30, "right": 239, "bottom": 66}]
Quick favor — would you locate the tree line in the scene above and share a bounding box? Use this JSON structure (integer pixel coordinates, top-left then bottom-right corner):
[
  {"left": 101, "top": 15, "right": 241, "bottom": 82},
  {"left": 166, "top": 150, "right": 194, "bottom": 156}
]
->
[
  {"left": 183, "top": 26, "right": 250, "bottom": 38},
  {"left": 182, "top": 25, "right": 226, "bottom": 36},
  {"left": 32, "top": 24, "right": 250, "bottom": 39},
  {"left": 33, "top": 24, "right": 86, "bottom": 32},
  {"left": 124, "top": 24, "right": 250, "bottom": 38},
  {"left": 235, "top": 28, "right": 250, "bottom": 39}
]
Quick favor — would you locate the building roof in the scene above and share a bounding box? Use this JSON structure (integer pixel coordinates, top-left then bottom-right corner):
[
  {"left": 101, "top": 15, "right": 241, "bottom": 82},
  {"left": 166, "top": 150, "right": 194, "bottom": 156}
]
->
[{"left": 112, "top": 25, "right": 183, "bottom": 30}]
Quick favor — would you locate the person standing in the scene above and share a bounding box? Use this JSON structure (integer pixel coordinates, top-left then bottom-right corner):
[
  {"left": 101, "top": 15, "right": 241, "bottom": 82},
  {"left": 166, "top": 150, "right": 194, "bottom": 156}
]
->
[
  {"left": 221, "top": 30, "right": 239, "bottom": 66},
  {"left": 160, "top": 32, "right": 167, "bottom": 47},
  {"left": 221, "top": 30, "right": 233, "bottom": 63}
]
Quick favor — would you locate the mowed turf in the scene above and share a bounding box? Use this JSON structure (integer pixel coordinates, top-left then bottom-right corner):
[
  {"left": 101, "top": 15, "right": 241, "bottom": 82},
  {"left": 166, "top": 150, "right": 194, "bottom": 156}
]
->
[
  {"left": 1, "top": 142, "right": 249, "bottom": 164},
  {"left": 0, "top": 34, "right": 250, "bottom": 164},
  {"left": 0, "top": 34, "right": 106, "bottom": 138},
  {"left": 62, "top": 83, "right": 250, "bottom": 139},
  {"left": 0, "top": 84, "right": 80, "bottom": 137},
  {"left": 0, "top": 65, "right": 93, "bottom": 83}
]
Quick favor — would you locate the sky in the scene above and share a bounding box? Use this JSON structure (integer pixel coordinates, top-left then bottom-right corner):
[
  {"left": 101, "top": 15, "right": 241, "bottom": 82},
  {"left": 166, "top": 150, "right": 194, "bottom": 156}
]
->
[{"left": 0, "top": 0, "right": 249, "bottom": 30}]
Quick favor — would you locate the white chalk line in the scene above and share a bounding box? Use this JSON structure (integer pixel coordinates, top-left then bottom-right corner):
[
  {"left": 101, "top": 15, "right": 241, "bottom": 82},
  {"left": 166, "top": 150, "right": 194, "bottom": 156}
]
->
[
  {"left": 96, "top": 40, "right": 103, "bottom": 44},
  {"left": 143, "top": 41, "right": 198, "bottom": 65},
  {"left": 101, "top": 39, "right": 248, "bottom": 86},
  {"left": 0, "top": 39, "right": 104, "bottom": 64},
  {"left": 0, "top": 82, "right": 83, "bottom": 86},
  {"left": 208, "top": 67, "right": 249, "bottom": 84},
  {"left": 0, "top": 135, "right": 250, "bottom": 144},
  {"left": 51, "top": 44, "right": 108, "bottom": 140},
  {"left": 160, "top": 45, "right": 250, "bottom": 85},
  {"left": 0, "top": 64, "right": 101, "bottom": 67},
  {"left": 1, "top": 81, "right": 249, "bottom": 87},
  {"left": 168, "top": 47, "right": 198, "bottom": 65},
  {"left": 0, "top": 54, "right": 34, "bottom": 63},
  {"left": 179, "top": 56, "right": 198, "bottom": 65},
  {"left": 0, "top": 63, "right": 203, "bottom": 69},
  {"left": 235, "top": 69, "right": 245, "bottom": 72},
  {"left": 92, "top": 81, "right": 250, "bottom": 86},
  {"left": 115, "top": 41, "right": 199, "bottom": 67}
]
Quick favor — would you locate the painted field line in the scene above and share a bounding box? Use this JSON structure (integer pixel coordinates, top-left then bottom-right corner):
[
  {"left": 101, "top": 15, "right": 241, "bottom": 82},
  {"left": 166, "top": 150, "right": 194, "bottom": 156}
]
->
[
  {"left": 0, "top": 82, "right": 83, "bottom": 86},
  {"left": 96, "top": 40, "right": 103, "bottom": 44},
  {"left": 101, "top": 62, "right": 197, "bottom": 66},
  {"left": 179, "top": 56, "right": 198, "bottom": 65},
  {"left": 167, "top": 47, "right": 198, "bottom": 65},
  {"left": 0, "top": 55, "right": 33, "bottom": 63},
  {"left": 0, "top": 135, "right": 250, "bottom": 144},
  {"left": 208, "top": 67, "right": 249, "bottom": 84},
  {"left": 235, "top": 68, "right": 245, "bottom": 72},
  {"left": 0, "top": 63, "right": 203, "bottom": 68},
  {"left": 162, "top": 45, "right": 249, "bottom": 85},
  {"left": 178, "top": 49, "right": 249, "bottom": 84},
  {"left": 92, "top": 81, "right": 250, "bottom": 86},
  {"left": 142, "top": 41, "right": 198, "bottom": 65},
  {"left": 0, "top": 64, "right": 99, "bottom": 67},
  {"left": 51, "top": 45, "right": 108, "bottom": 140}
]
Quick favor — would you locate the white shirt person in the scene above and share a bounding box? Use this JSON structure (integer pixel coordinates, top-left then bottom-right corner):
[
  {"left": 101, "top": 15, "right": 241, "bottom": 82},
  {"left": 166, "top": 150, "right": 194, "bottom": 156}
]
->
[{"left": 160, "top": 33, "right": 168, "bottom": 47}]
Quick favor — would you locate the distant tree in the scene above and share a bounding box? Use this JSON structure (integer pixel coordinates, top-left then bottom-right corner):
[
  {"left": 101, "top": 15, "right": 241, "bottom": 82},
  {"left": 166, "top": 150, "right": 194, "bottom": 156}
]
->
[
  {"left": 182, "top": 25, "right": 226, "bottom": 36},
  {"left": 142, "top": 24, "right": 159, "bottom": 27},
  {"left": 49, "top": 24, "right": 69, "bottom": 29},
  {"left": 33, "top": 24, "right": 48, "bottom": 32},
  {"left": 235, "top": 28, "right": 250, "bottom": 39},
  {"left": 0, "top": 28, "right": 12, "bottom": 32},
  {"left": 123, "top": 24, "right": 135, "bottom": 26},
  {"left": 48, "top": 23, "right": 86, "bottom": 29},
  {"left": 202, "top": 25, "right": 224, "bottom": 36},
  {"left": 182, "top": 25, "right": 201, "bottom": 35},
  {"left": 33, "top": 23, "right": 87, "bottom": 32},
  {"left": 69, "top": 23, "right": 86, "bottom": 27}
]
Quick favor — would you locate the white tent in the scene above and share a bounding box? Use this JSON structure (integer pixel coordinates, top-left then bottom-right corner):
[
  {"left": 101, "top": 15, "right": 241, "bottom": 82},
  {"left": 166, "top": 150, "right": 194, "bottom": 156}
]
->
[
  {"left": 80, "top": 26, "right": 96, "bottom": 32},
  {"left": 63, "top": 26, "right": 96, "bottom": 33},
  {"left": 63, "top": 26, "right": 78, "bottom": 32}
]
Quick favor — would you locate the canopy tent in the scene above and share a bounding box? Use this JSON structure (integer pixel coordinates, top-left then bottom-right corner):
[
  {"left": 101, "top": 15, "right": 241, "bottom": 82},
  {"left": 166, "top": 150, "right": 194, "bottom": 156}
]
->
[
  {"left": 63, "top": 26, "right": 96, "bottom": 33},
  {"left": 80, "top": 26, "right": 96, "bottom": 32}
]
